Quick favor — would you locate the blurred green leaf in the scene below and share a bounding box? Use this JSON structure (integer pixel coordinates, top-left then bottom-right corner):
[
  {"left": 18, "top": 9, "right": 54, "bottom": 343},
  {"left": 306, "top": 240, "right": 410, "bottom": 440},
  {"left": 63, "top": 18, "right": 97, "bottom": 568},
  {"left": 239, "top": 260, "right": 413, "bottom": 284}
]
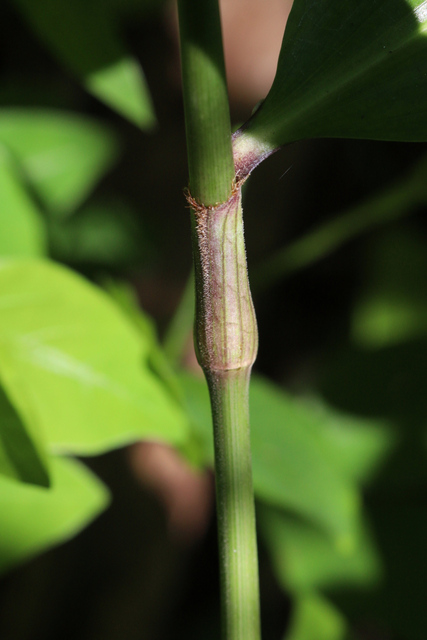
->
[
  {"left": 300, "top": 397, "right": 396, "bottom": 486},
  {"left": 105, "top": 280, "right": 184, "bottom": 405},
  {"left": 11, "top": 0, "right": 155, "bottom": 128},
  {"left": 0, "top": 383, "right": 49, "bottom": 487},
  {"left": 0, "top": 456, "right": 108, "bottom": 574},
  {"left": 235, "top": 0, "right": 427, "bottom": 159},
  {"left": 0, "top": 109, "right": 118, "bottom": 216},
  {"left": 0, "top": 144, "right": 46, "bottom": 258},
  {"left": 259, "top": 506, "right": 381, "bottom": 594},
  {"left": 352, "top": 229, "right": 427, "bottom": 347},
  {"left": 179, "top": 372, "right": 362, "bottom": 543},
  {"left": 319, "top": 339, "right": 427, "bottom": 487},
  {"left": 0, "top": 259, "right": 189, "bottom": 455},
  {"left": 250, "top": 378, "right": 359, "bottom": 543},
  {"left": 254, "top": 154, "right": 427, "bottom": 292},
  {"left": 285, "top": 594, "right": 348, "bottom": 640},
  {"left": 50, "top": 199, "right": 148, "bottom": 266}
]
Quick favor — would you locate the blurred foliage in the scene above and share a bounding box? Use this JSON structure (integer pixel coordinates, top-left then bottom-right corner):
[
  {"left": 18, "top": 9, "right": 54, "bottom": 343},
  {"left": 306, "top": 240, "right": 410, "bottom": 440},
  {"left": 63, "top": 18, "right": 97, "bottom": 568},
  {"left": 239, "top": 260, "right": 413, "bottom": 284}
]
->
[{"left": 0, "top": 1, "right": 426, "bottom": 639}]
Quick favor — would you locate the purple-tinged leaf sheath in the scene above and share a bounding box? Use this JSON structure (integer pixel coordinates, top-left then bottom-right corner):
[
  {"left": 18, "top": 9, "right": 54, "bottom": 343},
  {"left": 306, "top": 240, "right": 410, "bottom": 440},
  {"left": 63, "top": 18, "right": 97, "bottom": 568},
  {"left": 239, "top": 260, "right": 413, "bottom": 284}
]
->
[{"left": 190, "top": 189, "right": 258, "bottom": 374}]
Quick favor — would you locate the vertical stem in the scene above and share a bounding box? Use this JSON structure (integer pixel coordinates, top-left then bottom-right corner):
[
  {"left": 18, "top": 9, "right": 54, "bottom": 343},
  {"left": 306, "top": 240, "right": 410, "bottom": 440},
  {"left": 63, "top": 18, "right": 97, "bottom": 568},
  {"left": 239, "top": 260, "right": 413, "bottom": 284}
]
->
[
  {"left": 207, "top": 368, "right": 261, "bottom": 640},
  {"left": 177, "top": 2, "right": 261, "bottom": 639},
  {"left": 177, "top": 0, "right": 235, "bottom": 205}
]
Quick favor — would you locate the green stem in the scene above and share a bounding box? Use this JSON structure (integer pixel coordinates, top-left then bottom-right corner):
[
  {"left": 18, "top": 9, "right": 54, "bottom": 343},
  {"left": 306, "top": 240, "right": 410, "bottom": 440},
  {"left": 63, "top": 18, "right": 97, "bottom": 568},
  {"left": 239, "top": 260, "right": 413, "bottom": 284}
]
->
[
  {"left": 177, "top": 2, "right": 261, "bottom": 639},
  {"left": 207, "top": 368, "right": 260, "bottom": 640},
  {"left": 177, "top": 0, "right": 235, "bottom": 205}
]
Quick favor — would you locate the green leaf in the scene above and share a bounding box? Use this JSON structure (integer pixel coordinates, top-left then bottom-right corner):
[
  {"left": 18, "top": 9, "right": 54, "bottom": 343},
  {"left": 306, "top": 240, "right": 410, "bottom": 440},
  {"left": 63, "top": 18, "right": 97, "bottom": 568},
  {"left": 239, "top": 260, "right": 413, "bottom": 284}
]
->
[
  {"left": 234, "top": 0, "right": 427, "bottom": 165},
  {"left": 0, "top": 109, "right": 118, "bottom": 216},
  {"left": 50, "top": 199, "right": 148, "bottom": 266},
  {"left": 12, "top": 0, "right": 155, "bottom": 128},
  {"left": 319, "top": 340, "right": 427, "bottom": 487},
  {"left": 259, "top": 506, "right": 381, "bottom": 594},
  {"left": 352, "top": 229, "right": 427, "bottom": 347},
  {"left": 250, "top": 378, "right": 359, "bottom": 542},
  {"left": 0, "top": 382, "right": 49, "bottom": 487},
  {"left": 253, "top": 153, "right": 427, "bottom": 291},
  {"left": 0, "top": 259, "right": 189, "bottom": 455},
  {"left": 0, "top": 456, "right": 108, "bottom": 574},
  {"left": 179, "top": 372, "right": 361, "bottom": 542},
  {"left": 0, "top": 144, "right": 46, "bottom": 258},
  {"left": 300, "top": 397, "right": 396, "bottom": 486},
  {"left": 285, "top": 594, "right": 348, "bottom": 640}
]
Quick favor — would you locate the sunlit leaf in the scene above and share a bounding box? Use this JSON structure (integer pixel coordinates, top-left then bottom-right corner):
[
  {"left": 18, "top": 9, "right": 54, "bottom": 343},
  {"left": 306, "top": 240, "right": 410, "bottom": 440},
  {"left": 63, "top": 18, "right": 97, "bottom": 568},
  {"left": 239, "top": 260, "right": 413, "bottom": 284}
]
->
[
  {"left": 0, "top": 456, "right": 108, "bottom": 573},
  {"left": 0, "top": 259, "right": 189, "bottom": 455},
  {"left": 0, "top": 109, "right": 118, "bottom": 215},
  {"left": 0, "top": 144, "right": 46, "bottom": 258},
  {"left": 285, "top": 594, "right": 347, "bottom": 640},
  {"left": 234, "top": 0, "right": 427, "bottom": 173},
  {"left": 12, "top": 0, "right": 155, "bottom": 128}
]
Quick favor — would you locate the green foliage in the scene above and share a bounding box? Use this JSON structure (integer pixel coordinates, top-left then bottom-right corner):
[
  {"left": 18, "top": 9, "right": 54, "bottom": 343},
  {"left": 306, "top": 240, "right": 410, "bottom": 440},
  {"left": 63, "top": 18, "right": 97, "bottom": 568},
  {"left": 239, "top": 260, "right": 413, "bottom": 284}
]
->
[
  {"left": 0, "top": 456, "right": 108, "bottom": 572},
  {"left": 352, "top": 228, "right": 427, "bottom": 346},
  {"left": 179, "top": 372, "right": 393, "bottom": 544},
  {"left": 285, "top": 595, "right": 348, "bottom": 640},
  {"left": 0, "top": 384, "right": 49, "bottom": 487},
  {"left": 1, "top": 0, "right": 427, "bottom": 638},
  {"left": 238, "top": 0, "right": 427, "bottom": 151},
  {"left": 0, "top": 144, "right": 46, "bottom": 257},
  {"left": 0, "top": 109, "right": 119, "bottom": 215},
  {"left": 259, "top": 507, "right": 380, "bottom": 594},
  {"left": 10, "top": 0, "right": 156, "bottom": 128},
  {"left": 0, "top": 259, "right": 188, "bottom": 457}
]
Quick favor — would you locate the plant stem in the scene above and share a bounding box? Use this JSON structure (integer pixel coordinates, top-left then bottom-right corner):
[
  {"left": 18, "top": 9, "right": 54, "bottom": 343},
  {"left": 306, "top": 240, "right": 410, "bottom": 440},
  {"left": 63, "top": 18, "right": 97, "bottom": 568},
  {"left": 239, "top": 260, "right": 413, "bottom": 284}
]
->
[
  {"left": 177, "top": 2, "right": 261, "bottom": 638},
  {"left": 207, "top": 368, "right": 260, "bottom": 640},
  {"left": 177, "top": 0, "right": 235, "bottom": 205}
]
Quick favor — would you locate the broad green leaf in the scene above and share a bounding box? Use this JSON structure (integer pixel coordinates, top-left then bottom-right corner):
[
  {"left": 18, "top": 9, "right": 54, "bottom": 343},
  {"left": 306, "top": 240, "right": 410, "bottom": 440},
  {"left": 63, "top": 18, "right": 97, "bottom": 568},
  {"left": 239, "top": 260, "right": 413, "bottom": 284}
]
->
[
  {"left": 259, "top": 506, "right": 381, "bottom": 594},
  {"left": 285, "top": 594, "right": 347, "bottom": 640},
  {"left": 0, "top": 383, "right": 49, "bottom": 487},
  {"left": 0, "top": 109, "right": 118, "bottom": 215},
  {"left": 0, "top": 456, "right": 108, "bottom": 573},
  {"left": 0, "top": 259, "right": 189, "bottom": 455},
  {"left": 12, "top": 0, "right": 155, "bottom": 128},
  {"left": 179, "top": 372, "right": 360, "bottom": 542},
  {"left": 0, "top": 145, "right": 46, "bottom": 258},
  {"left": 234, "top": 0, "right": 427, "bottom": 166},
  {"left": 352, "top": 229, "right": 427, "bottom": 347}
]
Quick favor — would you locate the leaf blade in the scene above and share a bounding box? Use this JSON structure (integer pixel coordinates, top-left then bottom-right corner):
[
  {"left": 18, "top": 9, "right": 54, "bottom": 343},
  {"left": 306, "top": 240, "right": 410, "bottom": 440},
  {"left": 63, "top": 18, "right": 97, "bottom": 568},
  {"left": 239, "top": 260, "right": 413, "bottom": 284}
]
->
[
  {"left": 235, "top": 0, "right": 427, "bottom": 166},
  {"left": 0, "top": 456, "right": 108, "bottom": 574},
  {"left": 0, "top": 259, "right": 189, "bottom": 455}
]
